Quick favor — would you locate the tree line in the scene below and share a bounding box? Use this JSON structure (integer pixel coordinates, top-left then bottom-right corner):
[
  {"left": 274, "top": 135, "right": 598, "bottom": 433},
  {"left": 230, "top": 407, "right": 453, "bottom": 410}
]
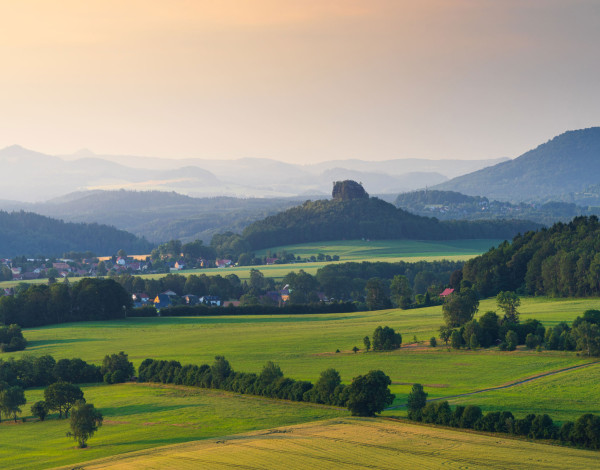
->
[
  {"left": 0, "top": 278, "right": 132, "bottom": 328},
  {"left": 138, "top": 356, "right": 394, "bottom": 417},
  {"left": 406, "top": 384, "right": 600, "bottom": 450}
]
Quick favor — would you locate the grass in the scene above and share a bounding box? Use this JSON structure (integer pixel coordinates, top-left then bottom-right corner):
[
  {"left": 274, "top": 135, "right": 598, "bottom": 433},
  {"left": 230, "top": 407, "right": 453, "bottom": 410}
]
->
[
  {"left": 12, "top": 297, "right": 600, "bottom": 407},
  {"left": 254, "top": 238, "right": 504, "bottom": 262},
  {"left": 448, "top": 363, "right": 600, "bottom": 423},
  {"left": 57, "top": 417, "right": 600, "bottom": 470},
  {"left": 0, "top": 383, "right": 345, "bottom": 470}
]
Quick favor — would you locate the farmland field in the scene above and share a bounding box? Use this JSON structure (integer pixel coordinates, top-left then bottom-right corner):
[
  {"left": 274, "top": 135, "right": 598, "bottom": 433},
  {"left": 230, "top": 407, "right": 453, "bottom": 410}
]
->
[
  {"left": 0, "top": 384, "right": 344, "bottom": 470},
  {"left": 254, "top": 238, "right": 504, "bottom": 262},
  {"left": 58, "top": 417, "right": 600, "bottom": 470},
  {"left": 2, "top": 296, "right": 599, "bottom": 468},
  {"left": 12, "top": 297, "right": 600, "bottom": 409}
]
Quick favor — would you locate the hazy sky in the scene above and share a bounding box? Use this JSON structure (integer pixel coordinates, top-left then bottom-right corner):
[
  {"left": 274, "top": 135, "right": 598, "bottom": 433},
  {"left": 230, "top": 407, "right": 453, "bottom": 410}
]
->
[{"left": 1, "top": 0, "right": 598, "bottom": 163}]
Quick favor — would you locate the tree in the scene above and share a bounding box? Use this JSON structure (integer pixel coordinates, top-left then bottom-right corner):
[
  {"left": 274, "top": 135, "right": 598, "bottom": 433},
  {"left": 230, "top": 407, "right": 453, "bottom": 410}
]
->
[
  {"left": 407, "top": 383, "right": 428, "bottom": 421},
  {"left": 314, "top": 368, "right": 342, "bottom": 404},
  {"left": 478, "top": 311, "right": 500, "bottom": 347},
  {"left": 572, "top": 321, "right": 600, "bottom": 357},
  {"left": 442, "top": 288, "right": 479, "bottom": 327},
  {"left": 101, "top": 351, "right": 135, "bottom": 384},
  {"left": 0, "top": 386, "right": 26, "bottom": 422},
  {"left": 430, "top": 337, "right": 437, "bottom": 347},
  {"left": 439, "top": 326, "right": 452, "bottom": 346},
  {"left": 346, "top": 370, "right": 395, "bottom": 417},
  {"left": 363, "top": 336, "right": 371, "bottom": 352},
  {"left": 469, "top": 333, "right": 480, "bottom": 350},
  {"left": 31, "top": 401, "right": 49, "bottom": 421},
  {"left": 67, "top": 401, "right": 103, "bottom": 448},
  {"left": 365, "top": 278, "right": 392, "bottom": 311},
  {"left": 352, "top": 346, "right": 359, "bottom": 353},
  {"left": 505, "top": 330, "right": 518, "bottom": 351},
  {"left": 44, "top": 382, "right": 84, "bottom": 418},
  {"left": 390, "top": 275, "right": 412, "bottom": 309},
  {"left": 450, "top": 330, "right": 462, "bottom": 349},
  {"left": 496, "top": 291, "right": 521, "bottom": 324},
  {"left": 372, "top": 326, "right": 402, "bottom": 351}
]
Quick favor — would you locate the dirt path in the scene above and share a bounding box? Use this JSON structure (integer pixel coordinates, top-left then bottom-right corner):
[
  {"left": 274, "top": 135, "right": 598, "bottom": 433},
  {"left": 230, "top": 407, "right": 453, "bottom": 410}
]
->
[{"left": 385, "top": 360, "right": 600, "bottom": 410}]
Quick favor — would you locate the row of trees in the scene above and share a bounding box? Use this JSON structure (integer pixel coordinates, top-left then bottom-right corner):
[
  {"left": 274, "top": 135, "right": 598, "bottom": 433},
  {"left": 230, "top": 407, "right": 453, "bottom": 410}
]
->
[
  {"left": 406, "top": 384, "right": 600, "bottom": 449},
  {"left": 138, "top": 356, "right": 395, "bottom": 417}
]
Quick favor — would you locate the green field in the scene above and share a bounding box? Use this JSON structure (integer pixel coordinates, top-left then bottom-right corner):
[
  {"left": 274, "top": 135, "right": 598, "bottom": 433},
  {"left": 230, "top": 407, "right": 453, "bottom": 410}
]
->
[
  {"left": 0, "top": 384, "right": 344, "bottom": 470},
  {"left": 61, "top": 418, "right": 600, "bottom": 470},
  {"left": 2, "top": 296, "right": 599, "bottom": 468},
  {"left": 255, "top": 238, "right": 503, "bottom": 262},
  {"left": 12, "top": 297, "right": 600, "bottom": 408}
]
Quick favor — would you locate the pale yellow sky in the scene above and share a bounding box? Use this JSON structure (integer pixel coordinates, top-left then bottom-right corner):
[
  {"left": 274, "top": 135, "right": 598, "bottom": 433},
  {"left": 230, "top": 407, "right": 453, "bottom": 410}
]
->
[{"left": 0, "top": 0, "right": 598, "bottom": 162}]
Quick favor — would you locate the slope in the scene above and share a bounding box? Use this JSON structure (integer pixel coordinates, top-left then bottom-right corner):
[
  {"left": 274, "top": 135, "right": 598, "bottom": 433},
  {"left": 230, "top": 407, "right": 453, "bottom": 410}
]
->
[{"left": 434, "top": 127, "right": 600, "bottom": 202}]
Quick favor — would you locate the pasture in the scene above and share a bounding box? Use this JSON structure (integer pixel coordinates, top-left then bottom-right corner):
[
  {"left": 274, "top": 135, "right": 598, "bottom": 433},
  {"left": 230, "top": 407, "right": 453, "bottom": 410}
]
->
[
  {"left": 13, "top": 297, "right": 600, "bottom": 409},
  {"left": 2, "top": 296, "right": 600, "bottom": 468},
  {"left": 57, "top": 417, "right": 600, "bottom": 470},
  {"left": 0, "top": 384, "right": 344, "bottom": 470},
  {"left": 254, "top": 238, "right": 503, "bottom": 262}
]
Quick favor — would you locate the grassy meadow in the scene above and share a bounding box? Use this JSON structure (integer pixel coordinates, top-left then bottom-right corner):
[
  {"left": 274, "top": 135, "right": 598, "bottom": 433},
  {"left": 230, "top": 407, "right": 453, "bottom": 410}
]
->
[
  {"left": 1, "top": 297, "right": 599, "bottom": 467},
  {"left": 11, "top": 297, "right": 600, "bottom": 409},
  {"left": 60, "top": 418, "right": 600, "bottom": 470},
  {"left": 0, "top": 384, "right": 344, "bottom": 470}
]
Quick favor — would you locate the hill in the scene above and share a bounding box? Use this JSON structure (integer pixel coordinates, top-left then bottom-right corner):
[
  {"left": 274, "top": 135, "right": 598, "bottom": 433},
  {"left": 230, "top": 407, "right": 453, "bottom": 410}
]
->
[
  {"left": 462, "top": 215, "right": 600, "bottom": 298},
  {"left": 434, "top": 127, "right": 600, "bottom": 202},
  {"left": 239, "top": 181, "right": 541, "bottom": 250},
  {"left": 0, "top": 190, "right": 306, "bottom": 244},
  {"left": 395, "top": 189, "right": 596, "bottom": 225},
  {"left": 0, "top": 211, "right": 153, "bottom": 257}
]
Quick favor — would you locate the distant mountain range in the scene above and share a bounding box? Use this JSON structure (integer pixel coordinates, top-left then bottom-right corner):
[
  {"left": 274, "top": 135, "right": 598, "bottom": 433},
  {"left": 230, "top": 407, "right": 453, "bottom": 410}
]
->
[
  {"left": 433, "top": 127, "right": 600, "bottom": 203},
  {"left": 0, "top": 144, "right": 506, "bottom": 202}
]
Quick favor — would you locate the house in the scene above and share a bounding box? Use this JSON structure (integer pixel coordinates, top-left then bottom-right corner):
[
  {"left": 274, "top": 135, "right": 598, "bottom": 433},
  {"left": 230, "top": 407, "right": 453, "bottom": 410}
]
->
[
  {"left": 265, "top": 257, "right": 278, "bottom": 265},
  {"left": 174, "top": 261, "right": 186, "bottom": 270},
  {"left": 224, "top": 300, "right": 241, "bottom": 307},
  {"left": 200, "top": 295, "right": 221, "bottom": 306},
  {"left": 11, "top": 267, "right": 22, "bottom": 276},
  {"left": 53, "top": 262, "right": 71, "bottom": 271},
  {"left": 263, "top": 291, "right": 282, "bottom": 305},
  {"left": 153, "top": 293, "right": 172, "bottom": 310},
  {"left": 439, "top": 288, "right": 455, "bottom": 298},
  {"left": 280, "top": 285, "right": 291, "bottom": 303},
  {"left": 184, "top": 294, "right": 199, "bottom": 305},
  {"left": 132, "top": 293, "right": 150, "bottom": 303},
  {"left": 161, "top": 290, "right": 178, "bottom": 297},
  {"left": 116, "top": 257, "right": 127, "bottom": 266},
  {"left": 215, "top": 259, "right": 232, "bottom": 268}
]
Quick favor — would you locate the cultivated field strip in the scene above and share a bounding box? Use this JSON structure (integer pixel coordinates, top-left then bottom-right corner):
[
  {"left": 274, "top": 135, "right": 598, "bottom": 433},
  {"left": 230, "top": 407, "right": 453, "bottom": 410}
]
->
[{"left": 57, "top": 418, "right": 599, "bottom": 470}]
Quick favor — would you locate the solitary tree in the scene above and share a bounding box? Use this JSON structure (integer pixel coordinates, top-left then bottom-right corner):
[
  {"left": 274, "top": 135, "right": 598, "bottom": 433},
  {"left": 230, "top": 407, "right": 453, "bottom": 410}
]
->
[
  {"left": 496, "top": 291, "right": 521, "bottom": 324},
  {"left": 407, "top": 383, "right": 428, "bottom": 421},
  {"left": 439, "top": 326, "right": 452, "bottom": 346},
  {"left": 346, "top": 370, "right": 395, "bottom": 417},
  {"left": 363, "top": 336, "right": 371, "bottom": 352},
  {"left": 372, "top": 326, "right": 402, "bottom": 351},
  {"left": 67, "top": 401, "right": 103, "bottom": 448},
  {"left": 0, "top": 386, "right": 26, "bottom": 422},
  {"left": 352, "top": 346, "right": 359, "bottom": 354}
]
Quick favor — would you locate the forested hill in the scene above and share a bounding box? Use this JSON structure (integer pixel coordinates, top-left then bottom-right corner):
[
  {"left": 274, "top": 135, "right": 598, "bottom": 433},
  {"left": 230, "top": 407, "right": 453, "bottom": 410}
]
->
[
  {"left": 434, "top": 127, "right": 600, "bottom": 202},
  {"left": 240, "top": 195, "right": 541, "bottom": 250},
  {"left": 462, "top": 215, "right": 600, "bottom": 298},
  {"left": 0, "top": 211, "right": 153, "bottom": 257}
]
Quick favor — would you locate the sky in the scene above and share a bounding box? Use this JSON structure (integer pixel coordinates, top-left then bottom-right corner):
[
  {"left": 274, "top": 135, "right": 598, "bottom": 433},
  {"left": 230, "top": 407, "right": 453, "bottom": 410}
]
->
[{"left": 0, "top": 0, "right": 599, "bottom": 163}]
